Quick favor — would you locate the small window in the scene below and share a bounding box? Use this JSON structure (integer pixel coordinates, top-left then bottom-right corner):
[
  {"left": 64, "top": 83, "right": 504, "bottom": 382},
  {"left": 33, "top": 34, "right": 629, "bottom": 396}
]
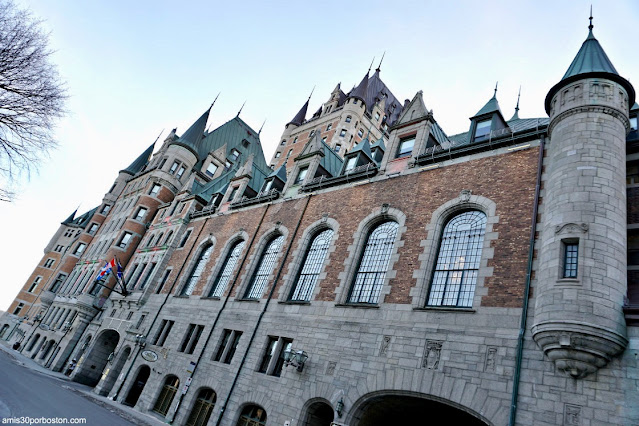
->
[
  {"left": 224, "top": 161, "right": 232, "bottom": 170},
  {"left": 73, "top": 243, "right": 87, "bottom": 256},
  {"left": 353, "top": 99, "right": 358, "bottom": 105},
  {"left": 334, "top": 144, "right": 341, "bottom": 153},
  {"left": 258, "top": 337, "right": 293, "bottom": 377},
  {"left": 397, "top": 135, "right": 415, "bottom": 158},
  {"left": 322, "top": 137, "right": 327, "bottom": 143},
  {"left": 345, "top": 116, "right": 352, "bottom": 123},
  {"left": 179, "top": 324, "right": 205, "bottom": 354},
  {"left": 159, "top": 158, "right": 167, "bottom": 169},
  {"left": 326, "top": 123, "right": 332, "bottom": 131},
  {"left": 43, "top": 259, "right": 55, "bottom": 268},
  {"left": 344, "top": 156, "right": 358, "bottom": 172},
  {"left": 339, "top": 129, "right": 347, "bottom": 137},
  {"left": 474, "top": 119, "right": 491, "bottom": 141},
  {"left": 230, "top": 149, "right": 240, "bottom": 161},
  {"left": 206, "top": 163, "right": 218, "bottom": 177},
  {"left": 54, "top": 245, "right": 64, "bottom": 252},
  {"left": 293, "top": 137, "right": 298, "bottom": 144},
  {"left": 375, "top": 112, "right": 380, "bottom": 121},
  {"left": 88, "top": 223, "right": 99, "bottom": 235},
  {"left": 134, "top": 207, "right": 148, "bottom": 221},
  {"left": 631, "top": 116, "right": 638, "bottom": 131},
  {"left": 274, "top": 152, "right": 281, "bottom": 158},
  {"left": 228, "top": 186, "right": 239, "bottom": 202},
  {"left": 309, "top": 130, "right": 315, "bottom": 138},
  {"left": 28, "top": 277, "right": 42, "bottom": 293},
  {"left": 156, "top": 269, "right": 171, "bottom": 294},
  {"left": 169, "top": 161, "right": 179, "bottom": 174},
  {"left": 280, "top": 140, "right": 286, "bottom": 146},
  {"left": 563, "top": 241, "right": 579, "bottom": 278},
  {"left": 118, "top": 232, "right": 133, "bottom": 249},
  {"left": 258, "top": 337, "right": 278, "bottom": 373},
  {"left": 50, "top": 274, "right": 66, "bottom": 292},
  {"left": 287, "top": 149, "right": 293, "bottom": 158},
  {"left": 176, "top": 166, "right": 186, "bottom": 179},
  {"left": 150, "top": 184, "right": 161, "bottom": 196},
  {"left": 101, "top": 205, "right": 111, "bottom": 215},
  {"left": 357, "top": 129, "right": 364, "bottom": 138},
  {"left": 13, "top": 303, "right": 24, "bottom": 316},
  {"left": 294, "top": 167, "right": 308, "bottom": 185},
  {"left": 152, "top": 319, "right": 175, "bottom": 346},
  {"left": 262, "top": 179, "right": 273, "bottom": 193},
  {"left": 179, "top": 230, "right": 192, "bottom": 248}
]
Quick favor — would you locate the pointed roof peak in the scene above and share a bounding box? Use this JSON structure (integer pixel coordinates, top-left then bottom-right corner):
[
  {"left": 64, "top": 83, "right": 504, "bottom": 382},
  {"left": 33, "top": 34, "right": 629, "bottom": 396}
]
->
[
  {"left": 171, "top": 106, "right": 212, "bottom": 157},
  {"left": 510, "top": 86, "right": 521, "bottom": 121},
  {"left": 237, "top": 100, "right": 246, "bottom": 117},
  {"left": 120, "top": 142, "right": 155, "bottom": 175},
  {"left": 375, "top": 52, "right": 385, "bottom": 73},
  {"left": 588, "top": 5, "right": 594, "bottom": 32},
  {"left": 349, "top": 69, "right": 370, "bottom": 104},
  {"left": 62, "top": 208, "right": 77, "bottom": 225},
  {"left": 287, "top": 97, "right": 310, "bottom": 127},
  {"left": 473, "top": 87, "right": 502, "bottom": 118}
]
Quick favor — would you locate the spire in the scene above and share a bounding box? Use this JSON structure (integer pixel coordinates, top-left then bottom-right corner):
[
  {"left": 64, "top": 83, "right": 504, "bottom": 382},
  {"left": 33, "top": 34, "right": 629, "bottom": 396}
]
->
[
  {"left": 511, "top": 86, "right": 521, "bottom": 121},
  {"left": 287, "top": 91, "right": 312, "bottom": 127},
  {"left": 120, "top": 142, "right": 155, "bottom": 175},
  {"left": 258, "top": 119, "right": 266, "bottom": 135},
  {"left": 494, "top": 81, "right": 498, "bottom": 97},
  {"left": 349, "top": 69, "right": 370, "bottom": 105},
  {"left": 62, "top": 208, "right": 77, "bottom": 225},
  {"left": 237, "top": 100, "right": 246, "bottom": 117},
  {"left": 376, "top": 52, "right": 385, "bottom": 73},
  {"left": 545, "top": 13, "right": 635, "bottom": 113},
  {"left": 174, "top": 106, "right": 212, "bottom": 152}
]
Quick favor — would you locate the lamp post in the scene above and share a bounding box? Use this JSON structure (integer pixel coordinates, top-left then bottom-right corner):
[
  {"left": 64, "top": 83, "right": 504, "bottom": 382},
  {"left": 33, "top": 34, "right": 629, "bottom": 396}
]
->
[{"left": 282, "top": 348, "right": 309, "bottom": 372}]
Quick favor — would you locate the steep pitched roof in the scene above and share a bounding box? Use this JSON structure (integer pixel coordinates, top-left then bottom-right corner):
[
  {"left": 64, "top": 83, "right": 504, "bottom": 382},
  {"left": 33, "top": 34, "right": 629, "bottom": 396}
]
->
[
  {"left": 267, "top": 161, "right": 288, "bottom": 183},
  {"left": 287, "top": 99, "right": 310, "bottom": 127},
  {"left": 62, "top": 209, "right": 77, "bottom": 225},
  {"left": 473, "top": 94, "right": 501, "bottom": 118},
  {"left": 170, "top": 107, "right": 211, "bottom": 158},
  {"left": 366, "top": 70, "right": 403, "bottom": 126},
  {"left": 348, "top": 136, "right": 374, "bottom": 163},
  {"left": 349, "top": 71, "right": 370, "bottom": 104},
  {"left": 192, "top": 166, "right": 238, "bottom": 204},
  {"left": 396, "top": 91, "right": 428, "bottom": 125},
  {"left": 120, "top": 142, "right": 155, "bottom": 175}
]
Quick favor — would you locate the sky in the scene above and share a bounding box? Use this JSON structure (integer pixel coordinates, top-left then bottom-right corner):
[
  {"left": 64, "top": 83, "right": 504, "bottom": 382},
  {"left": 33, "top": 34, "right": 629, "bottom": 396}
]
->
[{"left": 1, "top": 0, "right": 638, "bottom": 311}]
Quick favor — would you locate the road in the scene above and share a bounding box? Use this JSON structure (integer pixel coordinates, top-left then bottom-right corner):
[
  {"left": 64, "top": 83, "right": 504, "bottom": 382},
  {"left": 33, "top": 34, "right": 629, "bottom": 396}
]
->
[{"left": 0, "top": 349, "right": 136, "bottom": 425}]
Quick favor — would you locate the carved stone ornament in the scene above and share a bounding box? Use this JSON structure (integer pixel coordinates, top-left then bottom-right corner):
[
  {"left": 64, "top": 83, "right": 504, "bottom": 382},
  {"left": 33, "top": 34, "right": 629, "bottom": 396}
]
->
[
  {"left": 381, "top": 203, "right": 390, "bottom": 215},
  {"left": 423, "top": 340, "right": 443, "bottom": 370},
  {"left": 321, "top": 213, "right": 328, "bottom": 224},
  {"left": 485, "top": 347, "right": 497, "bottom": 372},
  {"left": 555, "top": 223, "right": 588, "bottom": 235},
  {"left": 379, "top": 335, "right": 392, "bottom": 356},
  {"left": 275, "top": 221, "right": 282, "bottom": 230},
  {"left": 325, "top": 361, "right": 337, "bottom": 376},
  {"left": 460, "top": 190, "right": 472, "bottom": 202},
  {"left": 564, "top": 404, "right": 581, "bottom": 426}
]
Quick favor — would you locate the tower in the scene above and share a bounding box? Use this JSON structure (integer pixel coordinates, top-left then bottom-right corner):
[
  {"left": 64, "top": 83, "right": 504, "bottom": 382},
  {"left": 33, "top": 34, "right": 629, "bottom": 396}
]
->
[{"left": 531, "top": 17, "right": 635, "bottom": 378}]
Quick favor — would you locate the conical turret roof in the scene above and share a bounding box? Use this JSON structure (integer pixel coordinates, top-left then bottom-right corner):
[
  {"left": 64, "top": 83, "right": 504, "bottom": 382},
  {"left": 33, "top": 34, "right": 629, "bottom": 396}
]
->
[
  {"left": 349, "top": 71, "right": 369, "bottom": 104},
  {"left": 287, "top": 99, "right": 309, "bottom": 127},
  {"left": 120, "top": 143, "right": 155, "bottom": 175},
  {"left": 170, "top": 106, "right": 212, "bottom": 158},
  {"left": 545, "top": 24, "right": 635, "bottom": 113},
  {"left": 62, "top": 209, "right": 77, "bottom": 225}
]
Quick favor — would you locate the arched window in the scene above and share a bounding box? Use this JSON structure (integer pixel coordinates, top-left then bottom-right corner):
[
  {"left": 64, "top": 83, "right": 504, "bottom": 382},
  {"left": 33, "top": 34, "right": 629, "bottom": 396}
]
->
[
  {"left": 244, "top": 235, "right": 284, "bottom": 299},
  {"left": 348, "top": 221, "right": 399, "bottom": 304},
  {"left": 146, "top": 234, "right": 155, "bottom": 248},
  {"left": 208, "top": 240, "right": 245, "bottom": 298},
  {"left": 153, "top": 376, "right": 180, "bottom": 416},
  {"left": 289, "top": 229, "right": 334, "bottom": 301},
  {"left": 164, "top": 231, "right": 174, "bottom": 246},
  {"left": 156, "top": 233, "right": 164, "bottom": 246},
  {"left": 237, "top": 405, "right": 267, "bottom": 426},
  {"left": 180, "top": 244, "right": 214, "bottom": 296},
  {"left": 185, "top": 388, "right": 216, "bottom": 426},
  {"left": 427, "top": 210, "right": 486, "bottom": 307}
]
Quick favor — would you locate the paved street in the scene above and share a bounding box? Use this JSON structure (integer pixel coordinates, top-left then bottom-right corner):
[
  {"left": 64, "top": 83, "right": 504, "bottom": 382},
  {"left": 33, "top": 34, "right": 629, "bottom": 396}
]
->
[{"left": 0, "top": 348, "right": 145, "bottom": 425}]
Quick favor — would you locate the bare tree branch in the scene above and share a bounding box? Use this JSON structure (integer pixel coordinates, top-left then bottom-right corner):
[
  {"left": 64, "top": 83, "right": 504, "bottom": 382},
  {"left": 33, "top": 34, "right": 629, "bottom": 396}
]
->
[{"left": 0, "top": 1, "right": 67, "bottom": 200}]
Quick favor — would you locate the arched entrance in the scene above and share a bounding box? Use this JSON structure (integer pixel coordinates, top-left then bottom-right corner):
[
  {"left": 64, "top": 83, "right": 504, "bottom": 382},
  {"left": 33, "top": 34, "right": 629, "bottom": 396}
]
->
[
  {"left": 185, "top": 388, "right": 216, "bottom": 426},
  {"left": 349, "top": 392, "right": 491, "bottom": 426},
  {"left": 153, "top": 375, "right": 180, "bottom": 416},
  {"left": 0, "top": 324, "right": 9, "bottom": 339},
  {"left": 73, "top": 329, "right": 119, "bottom": 387},
  {"left": 39, "top": 339, "right": 55, "bottom": 360},
  {"left": 26, "top": 333, "right": 41, "bottom": 352},
  {"left": 301, "top": 400, "right": 334, "bottom": 426},
  {"left": 99, "top": 346, "right": 131, "bottom": 396},
  {"left": 123, "top": 365, "right": 150, "bottom": 407}
]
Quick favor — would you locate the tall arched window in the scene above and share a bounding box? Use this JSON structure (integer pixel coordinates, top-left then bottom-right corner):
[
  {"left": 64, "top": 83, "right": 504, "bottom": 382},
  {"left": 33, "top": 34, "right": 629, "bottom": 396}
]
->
[
  {"left": 185, "top": 388, "right": 216, "bottom": 426},
  {"left": 180, "top": 244, "right": 214, "bottom": 296},
  {"left": 244, "top": 235, "right": 284, "bottom": 299},
  {"left": 164, "top": 231, "right": 174, "bottom": 246},
  {"left": 237, "top": 405, "right": 267, "bottom": 426},
  {"left": 153, "top": 375, "right": 180, "bottom": 416},
  {"left": 348, "top": 221, "right": 399, "bottom": 304},
  {"left": 427, "top": 210, "right": 486, "bottom": 307},
  {"left": 208, "top": 240, "right": 245, "bottom": 298},
  {"left": 289, "top": 229, "right": 334, "bottom": 301}
]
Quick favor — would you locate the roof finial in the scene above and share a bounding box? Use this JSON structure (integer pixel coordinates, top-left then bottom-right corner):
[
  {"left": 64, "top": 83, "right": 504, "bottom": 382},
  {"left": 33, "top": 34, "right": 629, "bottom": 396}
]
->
[
  {"left": 308, "top": 86, "right": 315, "bottom": 102},
  {"left": 153, "top": 129, "right": 164, "bottom": 144},
  {"left": 211, "top": 92, "right": 220, "bottom": 109},
  {"left": 368, "top": 56, "right": 375, "bottom": 74},
  {"left": 258, "top": 118, "right": 266, "bottom": 135},
  {"left": 516, "top": 86, "right": 521, "bottom": 112},
  {"left": 589, "top": 5, "right": 593, "bottom": 31},
  {"left": 494, "top": 81, "right": 498, "bottom": 97},
  {"left": 237, "top": 100, "right": 246, "bottom": 117},
  {"left": 376, "top": 52, "right": 385, "bottom": 73}
]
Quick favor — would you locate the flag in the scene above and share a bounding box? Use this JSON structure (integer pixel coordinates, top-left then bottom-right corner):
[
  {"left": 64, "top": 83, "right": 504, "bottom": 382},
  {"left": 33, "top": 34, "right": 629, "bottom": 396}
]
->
[
  {"left": 95, "top": 258, "right": 116, "bottom": 281},
  {"left": 116, "top": 258, "right": 125, "bottom": 287}
]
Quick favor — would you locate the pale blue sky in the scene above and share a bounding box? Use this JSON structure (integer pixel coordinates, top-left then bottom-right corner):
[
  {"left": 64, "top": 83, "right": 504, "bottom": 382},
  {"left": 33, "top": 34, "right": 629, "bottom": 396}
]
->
[{"left": 1, "top": 1, "right": 638, "bottom": 310}]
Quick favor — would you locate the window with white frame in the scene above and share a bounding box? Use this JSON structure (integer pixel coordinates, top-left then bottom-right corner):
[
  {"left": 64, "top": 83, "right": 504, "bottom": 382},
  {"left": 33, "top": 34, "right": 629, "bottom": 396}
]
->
[
  {"left": 134, "top": 207, "right": 147, "bottom": 221},
  {"left": 28, "top": 277, "right": 42, "bottom": 293},
  {"left": 206, "top": 163, "right": 218, "bottom": 177},
  {"left": 150, "top": 184, "right": 161, "bottom": 196},
  {"left": 118, "top": 232, "right": 133, "bottom": 248},
  {"left": 73, "top": 243, "right": 86, "bottom": 256}
]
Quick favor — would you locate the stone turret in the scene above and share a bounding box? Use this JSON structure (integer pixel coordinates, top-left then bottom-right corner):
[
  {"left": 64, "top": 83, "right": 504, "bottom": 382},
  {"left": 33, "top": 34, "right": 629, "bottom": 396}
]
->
[{"left": 531, "top": 19, "right": 635, "bottom": 378}]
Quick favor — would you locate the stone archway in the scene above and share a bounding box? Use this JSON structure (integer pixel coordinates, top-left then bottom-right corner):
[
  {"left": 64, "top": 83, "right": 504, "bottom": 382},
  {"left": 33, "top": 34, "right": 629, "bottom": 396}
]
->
[
  {"left": 123, "top": 365, "right": 150, "bottom": 407},
  {"left": 73, "top": 329, "right": 119, "bottom": 387},
  {"left": 348, "top": 391, "right": 491, "bottom": 426},
  {"left": 301, "top": 399, "right": 334, "bottom": 426},
  {"left": 99, "top": 346, "right": 131, "bottom": 396}
]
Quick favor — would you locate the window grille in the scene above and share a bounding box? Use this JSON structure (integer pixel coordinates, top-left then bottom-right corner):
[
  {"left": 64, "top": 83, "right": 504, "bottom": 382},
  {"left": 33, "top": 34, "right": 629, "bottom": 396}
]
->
[
  {"left": 244, "top": 236, "right": 284, "bottom": 299},
  {"left": 348, "top": 221, "right": 399, "bottom": 304},
  {"left": 289, "top": 229, "right": 334, "bottom": 301},
  {"left": 209, "top": 241, "right": 245, "bottom": 297},
  {"left": 427, "top": 210, "right": 486, "bottom": 307},
  {"left": 181, "top": 244, "right": 214, "bottom": 296}
]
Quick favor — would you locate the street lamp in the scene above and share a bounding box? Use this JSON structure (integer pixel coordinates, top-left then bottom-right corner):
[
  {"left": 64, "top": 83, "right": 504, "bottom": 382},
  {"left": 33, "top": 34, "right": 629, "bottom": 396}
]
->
[
  {"left": 282, "top": 348, "right": 308, "bottom": 372},
  {"left": 135, "top": 334, "right": 147, "bottom": 348}
]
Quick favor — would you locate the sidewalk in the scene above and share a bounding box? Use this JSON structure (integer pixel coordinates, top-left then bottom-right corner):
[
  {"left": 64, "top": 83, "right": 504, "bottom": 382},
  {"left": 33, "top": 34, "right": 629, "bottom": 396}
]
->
[{"left": 0, "top": 341, "right": 166, "bottom": 426}]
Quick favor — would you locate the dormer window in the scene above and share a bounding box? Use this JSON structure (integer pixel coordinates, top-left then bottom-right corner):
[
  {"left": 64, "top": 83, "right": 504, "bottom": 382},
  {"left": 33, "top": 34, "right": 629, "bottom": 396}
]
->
[
  {"left": 230, "top": 149, "right": 240, "bottom": 161},
  {"left": 309, "top": 130, "right": 315, "bottom": 138},
  {"left": 294, "top": 167, "right": 308, "bottom": 185},
  {"left": 631, "top": 116, "right": 638, "bottom": 131},
  {"left": 474, "top": 119, "right": 491, "bottom": 141},
  {"left": 396, "top": 135, "right": 415, "bottom": 158},
  {"left": 206, "top": 163, "right": 218, "bottom": 177},
  {"left": 224, "top": 161, "right": 232, "bottom": 170},
  {"left": 262, "top": 179, "right": 273, "bottom": 193},
  {"left": 344, "top": 156, "right": 357, "bottom": 172},
  {"left": 375, "top": 112, "right": 380, "bottom": 121},
  {"left": 228, "top": 186, "right": 239, "bottom": 202},
  {"left": 326, "top": 123, "right": 332, "bottom": 131}
]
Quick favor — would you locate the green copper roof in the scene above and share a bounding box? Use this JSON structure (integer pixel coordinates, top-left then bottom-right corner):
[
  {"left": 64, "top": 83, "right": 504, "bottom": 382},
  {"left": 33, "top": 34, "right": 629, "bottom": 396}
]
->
[
  {"left": 473, "top": 95, "right": 501, "bottom": 117},
  {"left": 349, "top": 136, "right": 373, "bottom": 162},
  {"left": 248, "top": 163, "right": 269, "bottom": 193},
  {"left": 370, "top": 137, "right": 386, "bottom": 152},
  {"left": 61, "top": 209, "right": 77, "bottom": 225},
  {"left": 192, "top": 166, "right": 238, "bottom": 203},
  {"left": 631, "top": 102, "right": 639, "bottom": 112},
  {"left": 319, "top": 140, "right": 343, "bottom": 176},
  {"left": 170, "top": 107, "right": 211, "bottom": 158},
  {"left": 267, "top": 161, "right": 288, "bottom": 183},
  {"left": 120, "top": 142, "right": 155, "bottom": 175},
  {"left": 562, "top": 30, "right": 618, "bottom": 80}
]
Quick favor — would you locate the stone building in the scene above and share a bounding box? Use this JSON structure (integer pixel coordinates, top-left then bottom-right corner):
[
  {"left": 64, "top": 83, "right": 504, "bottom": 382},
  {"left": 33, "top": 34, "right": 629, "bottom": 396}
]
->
[{"left": 2, "top": 18, "right": 639, "bottom": 426}]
